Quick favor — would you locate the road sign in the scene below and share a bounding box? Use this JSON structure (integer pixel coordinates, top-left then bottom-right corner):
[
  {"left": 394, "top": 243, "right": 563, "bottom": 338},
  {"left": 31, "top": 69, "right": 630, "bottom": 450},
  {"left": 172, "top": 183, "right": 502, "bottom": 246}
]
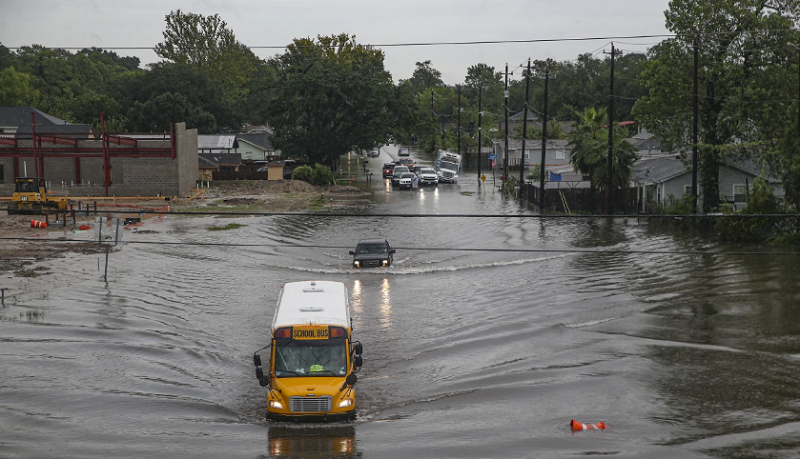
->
[
  {"left": 488, "top": 154, "right": 496, "bottom": 160},
  {"left": 481, "top": 174, "right": 486, "bottom": 182},
  {"left": 491, "top": 160, "right": 495, "bottom": 169}
]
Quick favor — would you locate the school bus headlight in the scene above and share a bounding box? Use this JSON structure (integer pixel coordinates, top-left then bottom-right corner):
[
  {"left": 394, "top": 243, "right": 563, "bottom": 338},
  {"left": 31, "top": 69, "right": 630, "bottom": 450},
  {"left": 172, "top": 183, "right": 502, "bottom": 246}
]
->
[
  {"left": 269, "top": 400, "right": 284, "bottom": 409},
  {"left": 338, "top": 398, "right": 353, "bottom": 408}
]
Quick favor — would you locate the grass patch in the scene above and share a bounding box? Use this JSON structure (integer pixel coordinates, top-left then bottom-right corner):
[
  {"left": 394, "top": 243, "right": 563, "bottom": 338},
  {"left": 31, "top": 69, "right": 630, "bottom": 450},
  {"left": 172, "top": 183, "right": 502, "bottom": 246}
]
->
[
  {"left": 184, "top": 203, "right": 263, "bottom": 213},
  {"left": 22, "top": 309, "right": 45, "bottom": 320},
  {"left": 207, "top": 223, "right": 246, "bottom": 231}
]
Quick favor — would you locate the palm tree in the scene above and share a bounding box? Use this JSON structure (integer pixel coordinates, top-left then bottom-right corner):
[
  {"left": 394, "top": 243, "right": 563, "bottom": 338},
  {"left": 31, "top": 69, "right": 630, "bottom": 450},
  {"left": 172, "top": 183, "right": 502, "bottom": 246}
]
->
[{"left": 568, "top": 107, "right": 638, "bottom": 189}]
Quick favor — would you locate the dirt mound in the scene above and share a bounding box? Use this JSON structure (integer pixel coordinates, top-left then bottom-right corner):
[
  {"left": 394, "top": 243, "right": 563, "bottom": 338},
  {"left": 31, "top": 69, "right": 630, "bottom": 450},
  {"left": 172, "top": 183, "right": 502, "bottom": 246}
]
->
[{"left": 212, "top": 180, "right": 323, "bottom": 194}]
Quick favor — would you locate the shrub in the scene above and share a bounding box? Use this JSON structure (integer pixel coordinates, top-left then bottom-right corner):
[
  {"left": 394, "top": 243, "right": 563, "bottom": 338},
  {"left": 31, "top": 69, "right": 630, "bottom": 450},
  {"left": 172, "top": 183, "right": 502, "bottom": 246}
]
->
[
  {"left": 310, "top": 164, "right": 336, "bottom": 188},
  {"left": 292, "top": 165, "right": 313, "bottom": 183}
]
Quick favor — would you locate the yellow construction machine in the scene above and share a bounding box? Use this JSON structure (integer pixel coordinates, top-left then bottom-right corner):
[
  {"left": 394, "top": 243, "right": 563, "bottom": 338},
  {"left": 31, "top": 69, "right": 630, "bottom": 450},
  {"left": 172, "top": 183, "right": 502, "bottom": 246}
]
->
[{"left": 7, "top": 177, "right": 70, "bottom": 215}]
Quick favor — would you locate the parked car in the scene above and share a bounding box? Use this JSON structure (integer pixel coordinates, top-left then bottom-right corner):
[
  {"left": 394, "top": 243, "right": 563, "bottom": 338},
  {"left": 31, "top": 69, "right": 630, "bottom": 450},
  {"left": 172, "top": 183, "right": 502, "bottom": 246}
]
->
[
  {"left": 368, "top": 149, "right": 380, "bottom": 158},
  {"left": 391, "top": 166, "right": 409, "bottom": 186},
  {"left": 398, "top": 147, "right": 410, "bottom": 157},
  {"left": 416, "top": 167, "right": 439, "bottom": 186},
  {"left": 382, "top": 163, "right": 396, "bottom": 178},
  {"left": 349, "top": 239, "right": 395, "bottom": 268},
  {"left": 398, "top": 172, "right": 415, "bottom": 190}
]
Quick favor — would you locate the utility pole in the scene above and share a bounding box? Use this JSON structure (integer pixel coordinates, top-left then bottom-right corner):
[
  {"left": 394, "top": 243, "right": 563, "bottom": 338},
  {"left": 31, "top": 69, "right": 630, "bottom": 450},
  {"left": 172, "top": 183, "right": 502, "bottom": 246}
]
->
[
  {"left": 457, "top": 85, "right": 461, "bottom": 156},
  {"left": 478, "top": 86, "right": 483, "bottom": 180},
  {"left": 604, "top": 43, "right": 622, "bottom": 215},
  {"left": 692, "top": 40, "right": 699, "bottom": 214},
  {"left": 539, "top": 66, "right": 550, "bottom": 211},
  {"left": 504, "top": 63, "right": 510, "bottom": 180},
  {"left": 520, "top": 59, "right": 531, "bottom": 189}
]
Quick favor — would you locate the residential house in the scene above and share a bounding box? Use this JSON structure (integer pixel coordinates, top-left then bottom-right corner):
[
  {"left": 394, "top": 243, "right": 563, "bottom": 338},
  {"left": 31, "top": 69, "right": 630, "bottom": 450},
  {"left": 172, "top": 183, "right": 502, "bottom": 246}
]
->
[
  {"left": 198, "top": 153, "right": 242, "bottom": 180},
  {"left": 197, "top": 133, "right": 277, "bottom": 161},
  {"left": 0, "top": 106, "right": 71, "bottom": 136},
  {"left": 492, "top": 138, "right": 571, "bottom": 176},
  {"left": 632, "top": 156, "right": 783, "bottom": 211}
]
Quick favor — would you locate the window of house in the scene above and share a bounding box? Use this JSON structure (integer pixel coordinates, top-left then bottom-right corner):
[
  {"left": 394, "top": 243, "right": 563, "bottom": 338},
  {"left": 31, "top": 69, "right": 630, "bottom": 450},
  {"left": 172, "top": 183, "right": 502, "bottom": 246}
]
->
[
  {"left": 555, "top": 151, "right": 566, "bottom": 159},
  {"left": 733, "top": 184, "right": 747, "bottom": 202},
  {"left": 684, "top": 185, "right": 692, "bottom": 195}
]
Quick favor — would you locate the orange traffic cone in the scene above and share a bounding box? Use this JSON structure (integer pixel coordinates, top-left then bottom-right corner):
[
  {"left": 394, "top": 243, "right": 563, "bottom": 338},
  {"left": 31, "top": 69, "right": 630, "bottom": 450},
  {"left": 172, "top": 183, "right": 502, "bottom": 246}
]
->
[
  {"left": 571, "top": 419, "right": 607, "bottom": 431},
  {"left": 30, "top": 220, "right": 48, "bottom": 229}
]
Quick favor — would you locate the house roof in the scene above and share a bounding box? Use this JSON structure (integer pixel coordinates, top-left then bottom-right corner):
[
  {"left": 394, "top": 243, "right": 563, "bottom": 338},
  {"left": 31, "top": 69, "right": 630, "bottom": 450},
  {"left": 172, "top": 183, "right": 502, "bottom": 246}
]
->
[
  {"left": 198, "top": 152, "right": 241, "bottom": 167},
  {"left": 634, "top": 155, "right": 781, "bottom": 185},
  {"left": 0, "top": 106, "right": 69, "bottom": 127},
  {"left": 633, "top": 157, "right": 690, "bottom": 184},
  {"left": 236, "top": 133, "right": 274, "bottom": 151},
  {"left": 494, "top": 139, "right": 570, "bottom": 150},
  {"left": 198, "top": 134, "right": 235, "bottom": 150},
  {"left": 508, "top": 110, "right": 541, "bottom": 122},
  {"left": 14, "top": 124, "right": 95, "bottom": 139}
]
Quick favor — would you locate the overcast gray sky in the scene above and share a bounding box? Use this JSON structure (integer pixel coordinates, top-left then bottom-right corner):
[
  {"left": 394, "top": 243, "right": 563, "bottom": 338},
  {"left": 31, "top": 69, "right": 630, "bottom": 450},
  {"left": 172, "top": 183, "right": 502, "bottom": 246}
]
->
[{"left": 0, "top": 0, "right": 673, "bottom": 85}]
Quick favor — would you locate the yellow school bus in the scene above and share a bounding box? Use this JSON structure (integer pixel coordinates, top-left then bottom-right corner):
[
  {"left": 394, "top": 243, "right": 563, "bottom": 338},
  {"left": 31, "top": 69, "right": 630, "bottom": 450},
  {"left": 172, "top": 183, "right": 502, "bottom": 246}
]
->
[{"left": 254, "top": 281, "right": 362, "bottom": 422}]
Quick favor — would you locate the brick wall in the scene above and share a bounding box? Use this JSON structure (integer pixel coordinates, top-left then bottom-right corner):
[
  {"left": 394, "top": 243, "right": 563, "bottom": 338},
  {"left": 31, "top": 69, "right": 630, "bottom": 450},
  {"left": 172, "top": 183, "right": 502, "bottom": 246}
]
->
[{"left": 0, "top": 123, "right": 198, "bottom": 197}]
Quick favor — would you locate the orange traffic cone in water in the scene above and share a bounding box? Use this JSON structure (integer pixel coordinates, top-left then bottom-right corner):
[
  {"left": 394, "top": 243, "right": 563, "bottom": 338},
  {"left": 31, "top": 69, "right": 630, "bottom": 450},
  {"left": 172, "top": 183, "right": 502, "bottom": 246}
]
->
[
  {"left": 571, "top": 419, "right": 607, "bottom": 431},
  {"left": 30, "top": 220, "right": 47, "bottom": 229}
]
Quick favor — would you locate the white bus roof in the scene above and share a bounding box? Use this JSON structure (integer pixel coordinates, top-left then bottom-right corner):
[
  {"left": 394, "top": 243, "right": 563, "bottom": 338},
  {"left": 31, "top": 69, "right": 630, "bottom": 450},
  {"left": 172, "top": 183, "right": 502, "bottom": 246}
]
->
[{"left": 271, "top": 281, "right": 351, "bottom": 330}]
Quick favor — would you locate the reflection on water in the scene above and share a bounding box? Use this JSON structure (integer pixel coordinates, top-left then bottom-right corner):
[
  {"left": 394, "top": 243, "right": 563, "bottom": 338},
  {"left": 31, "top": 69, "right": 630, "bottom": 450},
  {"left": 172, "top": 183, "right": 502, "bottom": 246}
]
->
[
  {"left": 265, "top": 426, "right": 359, "bottom": 459},
  {"left": 379, "top": 278, "right": 392, "bottom": 329}
]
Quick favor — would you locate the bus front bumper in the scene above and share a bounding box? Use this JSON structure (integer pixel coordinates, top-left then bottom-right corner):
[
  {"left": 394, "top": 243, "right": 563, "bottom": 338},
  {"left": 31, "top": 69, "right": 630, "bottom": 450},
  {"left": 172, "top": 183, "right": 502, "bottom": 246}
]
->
[{"left": 267, "top": 410, "right": 356, "bottom": 423}]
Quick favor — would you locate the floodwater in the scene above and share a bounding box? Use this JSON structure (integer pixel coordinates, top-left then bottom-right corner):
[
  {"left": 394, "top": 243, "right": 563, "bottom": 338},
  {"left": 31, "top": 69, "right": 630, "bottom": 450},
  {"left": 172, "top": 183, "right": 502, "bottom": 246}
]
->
[{"left": 2, "top": 146, "right": 800, "bottom": 459}]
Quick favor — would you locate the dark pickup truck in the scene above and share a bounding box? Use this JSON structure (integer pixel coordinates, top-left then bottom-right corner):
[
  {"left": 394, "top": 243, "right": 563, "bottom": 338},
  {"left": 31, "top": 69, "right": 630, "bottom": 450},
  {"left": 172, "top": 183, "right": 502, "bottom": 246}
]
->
[{"left": 349, "top": 239, "right": 395, "bottom": 268}]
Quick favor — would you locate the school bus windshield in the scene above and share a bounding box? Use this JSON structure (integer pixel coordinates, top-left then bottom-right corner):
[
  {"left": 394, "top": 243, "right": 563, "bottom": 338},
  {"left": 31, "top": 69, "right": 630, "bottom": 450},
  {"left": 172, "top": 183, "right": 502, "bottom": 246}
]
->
[{"left": 274, "top": 339, "right": 348, "bottom": 377}]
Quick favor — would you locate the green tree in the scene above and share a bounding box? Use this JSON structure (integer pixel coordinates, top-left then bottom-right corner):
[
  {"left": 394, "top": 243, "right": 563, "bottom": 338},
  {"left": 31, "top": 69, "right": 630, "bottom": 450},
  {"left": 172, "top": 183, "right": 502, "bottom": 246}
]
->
[
  {"left": 634, "top": 0, "right": 799, "bottom": 212},
  {"left": 121, "top": 63, "right": 237, "bottom": 133},
  {"left": 265, "top": 34, "right": 394, "bottom": 168},
  {"left": 568, "top": 107, "right": 638, "bottom": 189},
  {"left": 405, "top": 60, "right": 444, "bottom": 93},
  {"left": 155, "top": 10, "right": 257, "bottom": 104},
  {"left": 0, "top": 67, "right": 39, "bottom": 105}
]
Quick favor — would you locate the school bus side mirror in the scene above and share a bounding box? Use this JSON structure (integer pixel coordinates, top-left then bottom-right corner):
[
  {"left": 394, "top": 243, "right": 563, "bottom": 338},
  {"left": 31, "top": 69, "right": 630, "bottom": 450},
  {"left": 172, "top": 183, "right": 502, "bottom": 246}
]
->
[
  {"left": 354, "top": 343, "right": 363, "bottom": 355},
  {"left": 256, "top": 367, "right": 264, "bottom": 380},
  {"left": 254, "top": 354, "right": 262, "bottom": 367},
  {"left": 354, "top": 356, "right": 363, "bottom": 368},
  {"left": 346, "top": 373, "right": 358, "bottom": 386}
]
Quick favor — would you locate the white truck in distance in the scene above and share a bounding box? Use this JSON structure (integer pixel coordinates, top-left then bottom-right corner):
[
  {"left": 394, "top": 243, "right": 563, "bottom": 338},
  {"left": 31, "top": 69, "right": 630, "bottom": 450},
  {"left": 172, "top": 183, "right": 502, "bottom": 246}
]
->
[{"left": 435, "top": 151, "right": 461, "bottom": 184}]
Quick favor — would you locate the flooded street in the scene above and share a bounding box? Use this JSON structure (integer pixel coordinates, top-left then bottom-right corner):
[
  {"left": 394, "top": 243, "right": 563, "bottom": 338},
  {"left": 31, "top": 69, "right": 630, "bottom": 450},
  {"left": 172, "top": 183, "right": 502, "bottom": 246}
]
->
[{"left": 3, "top": 145, "right": 800, "bottom": 458}]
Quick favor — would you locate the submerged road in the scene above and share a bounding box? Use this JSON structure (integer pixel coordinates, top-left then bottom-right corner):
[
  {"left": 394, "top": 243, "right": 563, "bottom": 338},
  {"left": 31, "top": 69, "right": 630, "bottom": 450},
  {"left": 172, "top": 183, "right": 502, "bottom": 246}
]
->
[{"left": 2, "top": 145, "right": 800, "bottom": 458}]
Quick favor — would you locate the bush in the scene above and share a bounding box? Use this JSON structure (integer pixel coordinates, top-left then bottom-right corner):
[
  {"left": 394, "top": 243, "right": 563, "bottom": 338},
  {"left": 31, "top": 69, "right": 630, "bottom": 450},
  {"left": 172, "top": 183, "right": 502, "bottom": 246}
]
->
[
  {"left": 716, "top": 177, "right": 790, "bottom": 243},
  {"left": 292, "top": 165, "right": 313, "bottom": 183},
  {"left": 310, "top": 164, "right": 336, "bottom": 188}
]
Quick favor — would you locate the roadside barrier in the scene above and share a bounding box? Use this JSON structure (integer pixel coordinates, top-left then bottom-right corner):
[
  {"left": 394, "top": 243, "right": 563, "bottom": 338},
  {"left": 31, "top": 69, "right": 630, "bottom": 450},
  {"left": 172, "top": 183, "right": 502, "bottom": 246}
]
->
[
  {"left": 30, "top": 220, "right": 48, "bottom": 229},
  {"left": 570, "top": 420, "right": 607, "bottom": 431}
]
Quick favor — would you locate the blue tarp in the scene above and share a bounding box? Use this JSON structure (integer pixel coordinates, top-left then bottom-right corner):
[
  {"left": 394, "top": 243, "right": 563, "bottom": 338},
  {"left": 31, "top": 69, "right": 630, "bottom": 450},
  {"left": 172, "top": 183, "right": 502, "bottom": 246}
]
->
[{"left": 549, "top": 172, "right": 562, "bottom": 182}]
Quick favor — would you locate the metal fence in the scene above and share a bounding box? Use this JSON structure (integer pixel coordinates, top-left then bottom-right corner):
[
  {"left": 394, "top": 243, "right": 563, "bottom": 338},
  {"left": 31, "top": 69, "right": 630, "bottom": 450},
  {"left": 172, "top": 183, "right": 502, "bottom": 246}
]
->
[{"left": 520, "top": 182, "right": 640, "bottom": 214}]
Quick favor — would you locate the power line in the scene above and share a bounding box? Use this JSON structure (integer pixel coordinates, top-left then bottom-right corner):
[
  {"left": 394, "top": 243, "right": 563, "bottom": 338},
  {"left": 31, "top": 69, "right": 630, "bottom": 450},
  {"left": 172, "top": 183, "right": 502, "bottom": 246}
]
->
[
  {"left": 2, "top": 236, "right": 798, "bottom": 256},
  {"left": 6, "top": 30, "right": 797, "bottom": 52}
]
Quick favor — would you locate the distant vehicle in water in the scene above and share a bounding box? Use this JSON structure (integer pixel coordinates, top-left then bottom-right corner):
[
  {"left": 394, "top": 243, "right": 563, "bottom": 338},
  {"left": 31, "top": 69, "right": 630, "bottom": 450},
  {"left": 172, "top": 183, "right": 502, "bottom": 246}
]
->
[
  {"left": 349, "top": 239, "right": 395, "bottom": 268},
  {"left": 395, "top": 157, "right": 416, "bottom": 172},
  {"left": 368, "top": 149, "right": 380, "bottom": 158},
  {"left": 398, "top": 147, "right": 410, "bottom": 157},
  {"left": 416, "top": 167, "right": 438, "bottom": 186},
  {"left": 382, "top": 163, "right": 396, "bottom": 178},
  {"left": 391, "top": 166, "right": 409, "bottom": 186},
  {"left": 398, "top": 172, "right": 415, "bottom": 190},
  {"left": 434, "top": 150, "right": 461, "bottom": 183}
]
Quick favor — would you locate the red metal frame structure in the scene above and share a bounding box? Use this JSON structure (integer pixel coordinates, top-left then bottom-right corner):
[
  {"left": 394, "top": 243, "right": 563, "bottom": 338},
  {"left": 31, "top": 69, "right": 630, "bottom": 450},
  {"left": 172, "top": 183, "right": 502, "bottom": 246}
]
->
[{"left": 0, "top": 112, "right": 176, "bottom": 196}]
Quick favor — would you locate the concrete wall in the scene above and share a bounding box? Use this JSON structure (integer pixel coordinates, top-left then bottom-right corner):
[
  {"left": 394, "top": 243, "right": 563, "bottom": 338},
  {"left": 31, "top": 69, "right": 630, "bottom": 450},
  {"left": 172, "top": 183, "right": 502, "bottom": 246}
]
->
[{"left": 0, "top": 123, "right": 198, "bottom": 197}]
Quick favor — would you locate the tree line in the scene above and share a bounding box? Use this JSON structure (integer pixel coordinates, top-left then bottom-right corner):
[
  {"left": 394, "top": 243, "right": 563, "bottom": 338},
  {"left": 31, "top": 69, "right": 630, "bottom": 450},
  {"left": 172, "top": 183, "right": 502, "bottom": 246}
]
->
[{"left": 1, "top": 2, "right": 799, "bottom": 210}]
